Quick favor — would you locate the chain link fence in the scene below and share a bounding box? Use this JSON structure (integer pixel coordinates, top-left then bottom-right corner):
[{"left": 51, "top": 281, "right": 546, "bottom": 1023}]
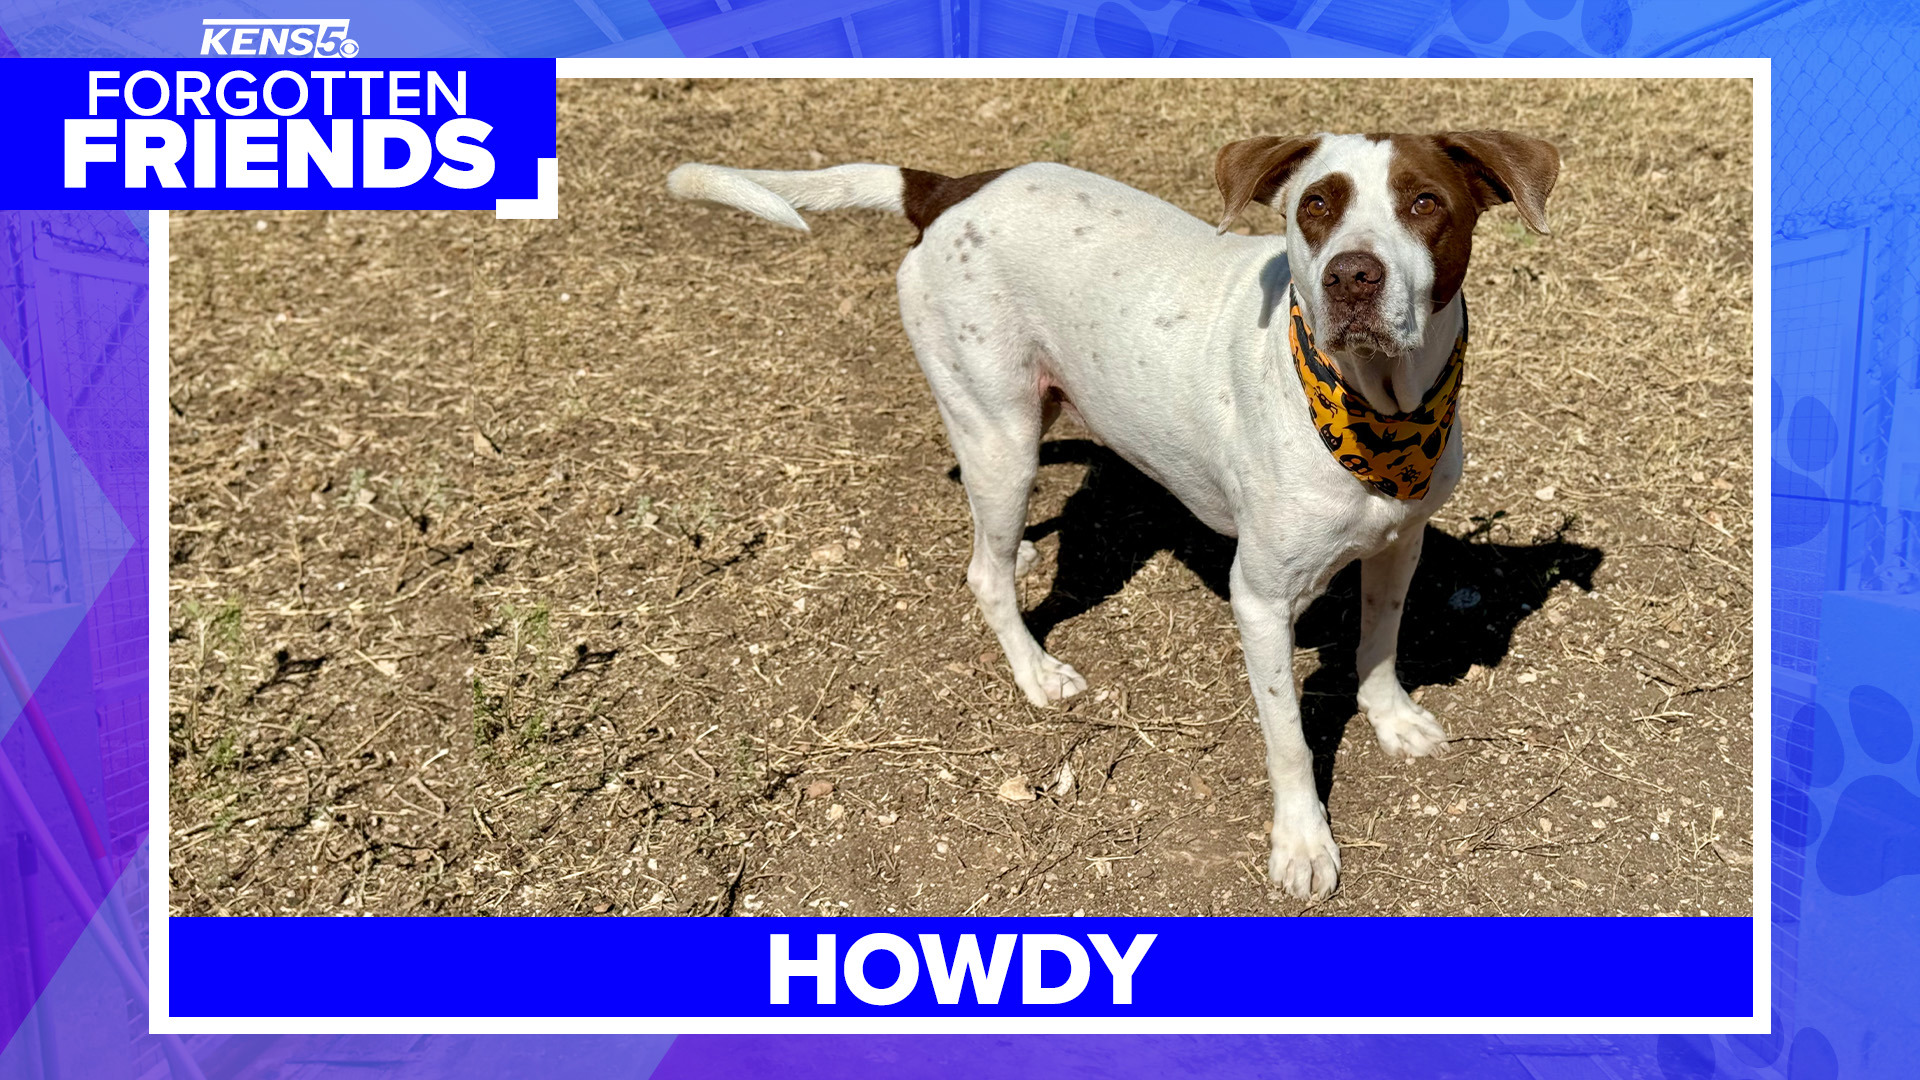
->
[
  {"left": 1701, "top": 3, "right": 1920, "bottom": 1073},
  {"left": 0, "top": 208, "right": 154, "bottom": 1080},
  {"left": 1739, "top": 1, "right": 1920, "bottom": 604}
]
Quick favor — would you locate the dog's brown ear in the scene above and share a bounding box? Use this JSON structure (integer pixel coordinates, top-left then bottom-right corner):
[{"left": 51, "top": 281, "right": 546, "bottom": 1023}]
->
[
  {"left": 1214, "top": 136, "right": 1321, "bottom": 235},
  {"left": 1438, "top": 130, "right": 1560, "bottom": 235}
]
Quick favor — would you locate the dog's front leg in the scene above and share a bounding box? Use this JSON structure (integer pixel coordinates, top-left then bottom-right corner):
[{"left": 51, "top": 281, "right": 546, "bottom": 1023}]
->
[
  {"left": 1355, "top": 528, "right": 1449, "bottom": 758},
  {"left": 1230, "top": 550, "right": 1340, "bottom": 901}
]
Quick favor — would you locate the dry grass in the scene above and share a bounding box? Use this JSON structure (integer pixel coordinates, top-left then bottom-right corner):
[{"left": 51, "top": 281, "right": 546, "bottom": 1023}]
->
[{"left": 168, "top": 77, "right": 1753, "bottom": 917}]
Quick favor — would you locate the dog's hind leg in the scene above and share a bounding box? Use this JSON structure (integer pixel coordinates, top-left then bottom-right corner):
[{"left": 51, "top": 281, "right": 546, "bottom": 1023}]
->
[
  {"left": 903, "top": 303, "right": 1085, "bottom": 705},
  {"left": 936, "top": 389, "right": 1088, "bottom": 707},
  {"left": 1011, "top": 394, "right": 1068, "bottom": 580}
]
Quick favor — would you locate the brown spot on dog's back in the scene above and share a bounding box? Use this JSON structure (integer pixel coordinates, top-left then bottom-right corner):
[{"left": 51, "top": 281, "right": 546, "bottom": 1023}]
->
[{"left": 902, "top": 167, "right": 1012, "bottom": 244}]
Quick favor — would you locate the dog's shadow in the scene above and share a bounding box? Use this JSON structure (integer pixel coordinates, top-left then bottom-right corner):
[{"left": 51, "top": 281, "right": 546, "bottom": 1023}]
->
[{"left": 987, "top": 438, "right": 1604, "bottom": 801}]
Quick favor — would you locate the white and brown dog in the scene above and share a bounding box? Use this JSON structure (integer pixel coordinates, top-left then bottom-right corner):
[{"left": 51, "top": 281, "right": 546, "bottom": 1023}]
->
[{"left": 668, "top": 131, "right": 1558, "bottom": 900}]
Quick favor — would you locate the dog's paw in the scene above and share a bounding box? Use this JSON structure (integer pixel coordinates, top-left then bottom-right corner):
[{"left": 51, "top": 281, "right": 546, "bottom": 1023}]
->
[
  {"left": 1364, "top": 698, "right": 1449, "bottom": 760},
  {"left": 1013, "top": 652, "right": 1088, "bottom": 707},
  {"left": 1015, "top": 539, "right": 1039, "bottom": 578},
  {"left": 1268, "top": 814, "right": 1341, "bottom": 901}
]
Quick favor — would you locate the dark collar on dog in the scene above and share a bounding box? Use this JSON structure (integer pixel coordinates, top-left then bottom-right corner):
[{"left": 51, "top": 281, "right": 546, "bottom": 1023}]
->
[{"left": 1287, "top": 286, "right": 1467, "bottom": 501}]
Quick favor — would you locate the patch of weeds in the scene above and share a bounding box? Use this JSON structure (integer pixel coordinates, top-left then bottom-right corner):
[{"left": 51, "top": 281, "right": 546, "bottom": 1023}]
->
[
  {"left": 186, "top": 596, "right": 246, "bottom": 655},
  {"left": 628, "top": 494, "right": 720, "bottom": 546},
  {"left": 472, "top": 675, "right": 504, "bottom": 748},
  {"left": 249, "top": 325, "right": 293, "bottom": 380},
  {"left": 176, "top": 596, "right": 248, "bottom": 760},
  {"left": 675, "top": 494, "right": 719, "bottom": 549},
  {"left": 730, "top": 733, "right": 761, "bottom": 800},
  {"left": 1533, "top": 514, "right": 1585, "bottom": 588},
  {"left": 628, "top": 494, "right": 659, "bottom": 530},
  {"left": 1463, "top": 509, "right": 1509, "bottom": 543},
  {"left": 520, "top": 709, "right": 548, "bottom": 744},
  {"left": 557, "top": 390, "right": 598, "bottom": 426},
  {"left": 472, "top": 601, "right": 561, "bottom": 750},
  {"left": 206, "top": 731, "right": 238, "bottom": 773},
  {"left": 400, "top": 474, "right": 451, "bottom": 533},
  {"left": 211, "top": 798, "right": 247, "bottom": 833},
  {"left": 338, "top": 467, "right": 371, "bottom": 507},
  {"left": 1500, "top": 219, "right": 1540, "bottom": 247}
]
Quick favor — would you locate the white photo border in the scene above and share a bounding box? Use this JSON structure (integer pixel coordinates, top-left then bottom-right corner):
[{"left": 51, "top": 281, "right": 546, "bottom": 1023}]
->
[{"left": 151, "top": 55, "right": 1772, "bottom": 1035}]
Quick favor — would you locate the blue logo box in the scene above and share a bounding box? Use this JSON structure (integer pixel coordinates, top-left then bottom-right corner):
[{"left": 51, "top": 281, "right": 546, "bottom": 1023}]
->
[{"left": 0, "top": 59, "right": 555, "bottom": 210}]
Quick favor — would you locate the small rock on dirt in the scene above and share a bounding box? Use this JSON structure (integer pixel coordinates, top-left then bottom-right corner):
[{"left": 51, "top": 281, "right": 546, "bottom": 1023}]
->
[
  {"left": 996, "top": 776, "right": 1036, "bottom": 802},
  {"left": 1710, "top": 839, "right": 1752, "bottom": 867},
  {"left": 1051, "top": 762, "right": 1075, "bottom": 798},
  {"left": 804, "top": 780, "right": 835, "bottom": 799}
]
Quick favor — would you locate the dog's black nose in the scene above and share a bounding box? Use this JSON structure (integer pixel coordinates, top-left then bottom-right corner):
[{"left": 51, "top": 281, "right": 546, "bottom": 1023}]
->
[{"left": 1322, "top": 252, "right": 1386, "bottom": 305}]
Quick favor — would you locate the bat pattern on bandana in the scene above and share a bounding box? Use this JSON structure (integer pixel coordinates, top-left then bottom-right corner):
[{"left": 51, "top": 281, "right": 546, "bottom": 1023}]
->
[{"left": 1287, "top": 289, "right": 1466, "bottom": 500}]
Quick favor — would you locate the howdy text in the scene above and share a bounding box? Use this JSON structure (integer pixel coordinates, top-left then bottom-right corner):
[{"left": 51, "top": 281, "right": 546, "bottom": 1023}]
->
[{"left": 770, "top": 932, "right": 1156, "bottom": 1006}]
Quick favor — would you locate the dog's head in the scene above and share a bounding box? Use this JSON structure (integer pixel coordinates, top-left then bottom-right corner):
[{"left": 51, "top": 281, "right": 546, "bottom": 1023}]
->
[{"left": 1216, "top": 131, "right": 1559, "bottom": 361}]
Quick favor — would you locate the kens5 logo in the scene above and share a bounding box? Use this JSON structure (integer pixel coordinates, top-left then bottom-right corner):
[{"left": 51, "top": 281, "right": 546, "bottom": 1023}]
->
[{"left": 200, "top": 18, "right": 360, "bottom": 57}]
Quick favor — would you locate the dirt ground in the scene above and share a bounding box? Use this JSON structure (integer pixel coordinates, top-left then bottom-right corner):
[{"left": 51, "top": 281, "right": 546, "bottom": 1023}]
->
[{"left": 167, "top": 78, "right": 1754, "bottom": 918}]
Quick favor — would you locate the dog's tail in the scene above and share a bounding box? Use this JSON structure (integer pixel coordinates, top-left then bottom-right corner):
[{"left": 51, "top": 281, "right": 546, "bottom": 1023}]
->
[{"left": 666, "top": 162, "right": 906, "bottom": 233}]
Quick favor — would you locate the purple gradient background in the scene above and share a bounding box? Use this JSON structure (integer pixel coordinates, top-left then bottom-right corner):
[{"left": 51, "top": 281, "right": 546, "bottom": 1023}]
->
[{"left": 0, "top": 0, "right": 1913, "bottom": 1077}]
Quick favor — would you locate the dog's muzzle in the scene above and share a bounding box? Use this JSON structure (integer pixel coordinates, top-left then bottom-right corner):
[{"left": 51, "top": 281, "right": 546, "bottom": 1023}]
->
[{"left": 1319, "top": 250, "right": 1401, "bottom": 355}]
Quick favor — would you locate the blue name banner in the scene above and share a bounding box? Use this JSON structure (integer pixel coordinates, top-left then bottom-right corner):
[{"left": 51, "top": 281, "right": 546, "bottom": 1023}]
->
[
  {"left": 170, "top": 917, "right": 1752, "bottom": 1018},
  {"left": 0, "top": 59, "right": 555, "bottom": 210}
]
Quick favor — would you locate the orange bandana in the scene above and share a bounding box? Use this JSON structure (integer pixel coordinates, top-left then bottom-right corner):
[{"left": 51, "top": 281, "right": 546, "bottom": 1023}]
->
[{"left": 1288, "top": 289, "right": 1466, "bottom": 501}]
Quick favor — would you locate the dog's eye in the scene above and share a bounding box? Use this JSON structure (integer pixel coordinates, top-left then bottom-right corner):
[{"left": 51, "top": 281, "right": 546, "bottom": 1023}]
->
[
  {"left": 1411, "top": 194, "right": 1438, "bottom": 216},
  {"left": 1302, "top": 196, "right": 1328, "bottom": 219}
]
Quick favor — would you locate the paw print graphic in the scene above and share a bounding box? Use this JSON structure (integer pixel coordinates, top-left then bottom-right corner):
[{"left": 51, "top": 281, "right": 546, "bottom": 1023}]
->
[
  {"left": 1730, "top": 586, "right": 1920, "bottom": 1080},
  {"left": 1803, "top": 683, "right": 1920, "bottom": 896}
]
